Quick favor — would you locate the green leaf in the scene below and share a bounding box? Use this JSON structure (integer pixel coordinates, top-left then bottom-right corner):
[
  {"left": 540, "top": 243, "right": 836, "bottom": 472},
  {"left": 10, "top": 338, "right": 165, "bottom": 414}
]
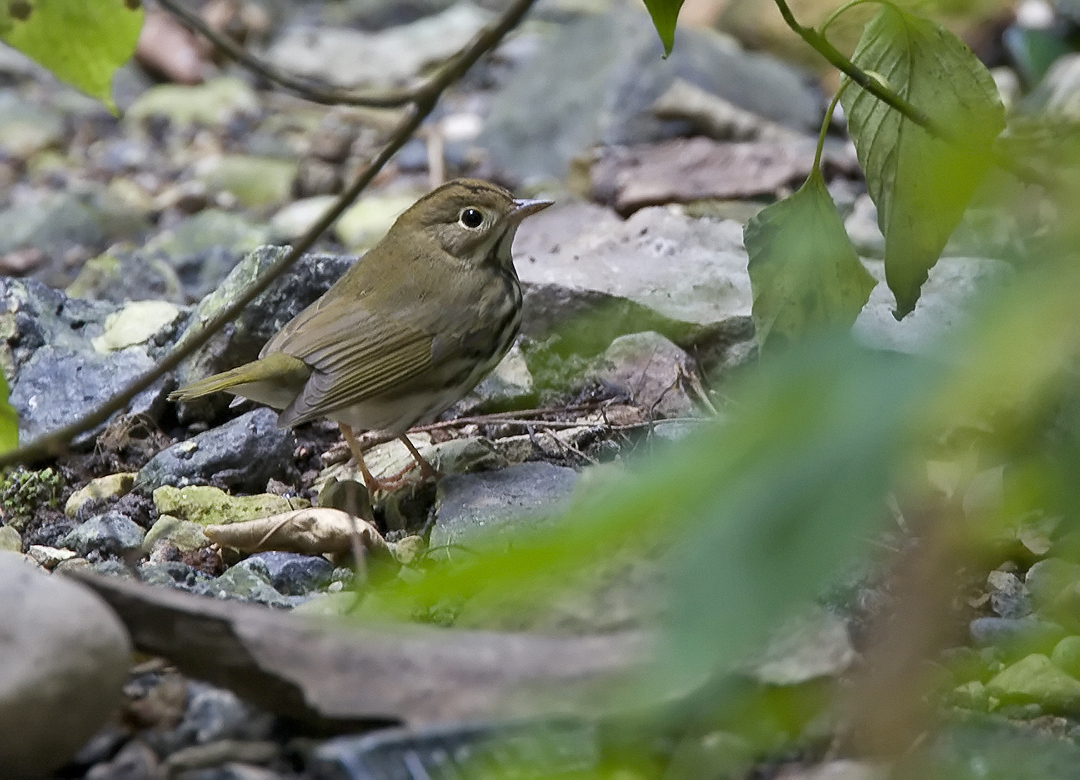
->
[
  {"left": 0, "top": 369, "right": 17, "bottom": 455},
  {"left": 641, "top": 0, "right": 684, "bottom": 56},
  {"left": 744, "top": 169, "right": 877, "bottom": 351},
  {"left": 662, "top": 338, "right": 932, "bottom": 691},
  {"left": 840, "top": 5, "right": 1004, "bottom": 318},
  {"left": 1, "top": 0, "right": 144, "bottom": 112}
]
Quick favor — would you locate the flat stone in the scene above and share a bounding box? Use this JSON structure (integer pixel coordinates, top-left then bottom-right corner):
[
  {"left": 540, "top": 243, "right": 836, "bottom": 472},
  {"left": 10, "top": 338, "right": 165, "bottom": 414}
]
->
[
  {"left": 590, "top": 138, "right": 838, "bottom": 215},
  {"left": 193, "top": 154, "right": 298, "bottom": 208},
  {"left": 65, "top": 473, "right": 137, "bottom": 517},
  {"left": 0, "top": 525, "right": 21, "bottom": 552},
  {"left": 138, "top": 408, "right": 297, "bottom": 493},
  {"left": 142, "top": 515, "right": 210, "bottom": 553},
  {"left": 852, "top": 257, "right": 1013, "bottom": 350},
  {"left": 515, "top": 202, "right": 750, "bottom": 328},
  {"left": 125, "top": 76, "right": 260, "bottom": 127},
  {"left": 0, "top": 552, "right": 131, "bottom": 777},
  {"left": 970, "top": 616, "right": 1066, "bottom": 655},
  {"left": 429, "top": 462, "right": 579, "bottom": 552},
  {"left": 335, "top": 192, "right": 419, "bottom": 249},
  {"left": 91, "top": 301, "right": 183, "bottom": 353},
  {"left": 266, "top": 3, "right": 492, "bottom": 89},
  {"left": 152, "top": 485, "right": 307, "bottom": 526},
  {"left": 754, "top": 607, "right": 856, "bottom": 685},
  {"left": 481, "top": 7, "right": 821, "bottom": 182},
  {"left": 26, "top": 545, "right": 77, "bottom": 569}
]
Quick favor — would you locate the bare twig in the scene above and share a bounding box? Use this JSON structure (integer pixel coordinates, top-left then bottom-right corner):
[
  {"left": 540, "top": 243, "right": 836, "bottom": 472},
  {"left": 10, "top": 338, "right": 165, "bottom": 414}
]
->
[
  {"left": 0, "top": 0, "right": 539, "bottom": 469},
  {"left": 157, "top": 0, "right": 414, "bottom": 108}
]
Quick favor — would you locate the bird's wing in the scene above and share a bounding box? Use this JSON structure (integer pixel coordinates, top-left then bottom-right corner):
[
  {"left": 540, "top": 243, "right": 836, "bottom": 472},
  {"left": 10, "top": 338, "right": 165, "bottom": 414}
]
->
[{"left": 269, "top": 300, "right": 436, "bottom": 428}]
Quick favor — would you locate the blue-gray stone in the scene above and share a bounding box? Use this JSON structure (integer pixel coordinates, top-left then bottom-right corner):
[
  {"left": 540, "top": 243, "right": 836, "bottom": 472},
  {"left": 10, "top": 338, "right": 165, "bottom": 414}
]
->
[
  {"left": 137, "top": 408, "right": 297, "bottom": 493},
  {"left": 430, "top": 462, "right": 579, "bottom": 552},
  {"left": 63, "top": 511, "right": 146, "bottom": 557},
  {"left": 244, "top": 551, "right": 333, "bottom": 596}
]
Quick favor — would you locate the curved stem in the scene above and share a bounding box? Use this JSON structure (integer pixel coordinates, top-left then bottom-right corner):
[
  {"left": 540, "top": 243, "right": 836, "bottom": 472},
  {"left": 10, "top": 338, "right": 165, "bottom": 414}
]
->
[
  {"left": 771, "top": 0, "right": 941, "bottom": 137},
  {"left": 813, "top": 80, "right": 851, "bottom": 172},
  {"left": 772, "top": 0, "right": 1055, "bottom": 190},
  {"left": 0, "top": 0, "right": 540, "bottom": 468}
]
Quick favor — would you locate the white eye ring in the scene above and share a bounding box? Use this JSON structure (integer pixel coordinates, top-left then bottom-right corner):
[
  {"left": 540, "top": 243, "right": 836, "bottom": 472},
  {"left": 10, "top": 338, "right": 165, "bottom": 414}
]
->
[{"left": 459, "top": 208, "right": 484, "bottom": 229}]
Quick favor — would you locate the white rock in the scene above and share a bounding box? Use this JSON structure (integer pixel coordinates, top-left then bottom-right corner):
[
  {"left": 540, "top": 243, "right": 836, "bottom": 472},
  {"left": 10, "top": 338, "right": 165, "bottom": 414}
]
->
[{"left": 0, "top": 553, "right": 131, "bottom": 777}]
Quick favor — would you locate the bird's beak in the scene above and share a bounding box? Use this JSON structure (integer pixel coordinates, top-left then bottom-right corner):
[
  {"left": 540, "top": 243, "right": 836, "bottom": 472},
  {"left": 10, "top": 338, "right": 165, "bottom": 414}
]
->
[{"left": 510, "top": 197, "right": 554, "bottom": 221}]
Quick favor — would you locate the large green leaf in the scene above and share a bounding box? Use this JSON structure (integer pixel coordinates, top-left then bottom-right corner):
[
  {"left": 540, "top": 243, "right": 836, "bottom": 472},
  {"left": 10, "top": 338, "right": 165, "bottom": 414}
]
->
[
  {"left": 641, "top": 0, "right": 684, "bottom": 56},
  {"left": 661, "top": 339, "right": 930, "bottom": 690},
  {"left": 0, "top": 369, "right": 16, "bottom": 455},
  {"left": 840, "top": 5, "right": 1004, "bottom": 318},
  {"left": 2, "top": 0, "right": 143, "bottom": 112},
  {"left": 744, "top": 169, "right": 877, "bottom": 351}
]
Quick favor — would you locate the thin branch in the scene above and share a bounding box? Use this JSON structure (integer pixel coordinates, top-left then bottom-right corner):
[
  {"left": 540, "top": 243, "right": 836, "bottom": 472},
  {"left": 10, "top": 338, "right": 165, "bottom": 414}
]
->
[
  {"left": 0, "top": 0, "right": 539, "bottom": 469},
  {"left": 156, "top": 0, "right": 414, "bottom": 108}
]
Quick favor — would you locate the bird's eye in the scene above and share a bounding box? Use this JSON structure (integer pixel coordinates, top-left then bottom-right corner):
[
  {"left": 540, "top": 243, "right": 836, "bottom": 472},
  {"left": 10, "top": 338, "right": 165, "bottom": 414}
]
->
[{"left": 459, "top": 208, "right": 484, "bottom": 229}]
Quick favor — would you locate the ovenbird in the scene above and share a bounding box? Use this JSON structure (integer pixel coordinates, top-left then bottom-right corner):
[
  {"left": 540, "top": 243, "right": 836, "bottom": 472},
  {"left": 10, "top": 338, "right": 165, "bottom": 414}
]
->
[{"left": 170, "top": 179, "right": 552, "bottom": 493}]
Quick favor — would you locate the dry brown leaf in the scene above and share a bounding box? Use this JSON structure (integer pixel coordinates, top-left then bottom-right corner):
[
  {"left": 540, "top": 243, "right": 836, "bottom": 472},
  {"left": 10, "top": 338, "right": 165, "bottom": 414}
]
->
[{"left": 204, "top": 507, "right": 388, "bottom": 557}]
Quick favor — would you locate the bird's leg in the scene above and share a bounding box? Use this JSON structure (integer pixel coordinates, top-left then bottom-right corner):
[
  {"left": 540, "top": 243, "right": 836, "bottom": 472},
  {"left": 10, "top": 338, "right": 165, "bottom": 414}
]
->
[
  {"left": 338, "top": 423, "right": 382, "bottom": 496},
  {"left": 398, "top": 434, "right": 440, "bottom": 482}
]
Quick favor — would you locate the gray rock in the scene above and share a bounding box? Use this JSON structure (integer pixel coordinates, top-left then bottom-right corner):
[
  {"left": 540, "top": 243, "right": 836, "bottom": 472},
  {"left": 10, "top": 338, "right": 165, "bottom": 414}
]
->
[
  {"left": 753, "top": 606, "right": 855, "bottom": 685},
  {"left": 0, "top": 276, "right": 116, "bottom": 371},
  {"left": 0, "top": 92, "right": 64, "bottom": 159},
  {"left": 173, "top": 247, "right": 354, "bottom": 421},
  {"left": 245, "top": 551, "right": 333, "bottom": 595},
  {"left": 0, "top": 552, "right": 131, "bottom": 778},
  {"left": 142, "top": 209, "right": 271, "bottom": 302},
  {"left": 591, "top": 331, "right": 700, "bottom": 418},
  {"left": 516, "top": 203, "right": 751, "bottom": 328},
  {"left": 989, "top": 569, "right": 1032, "bottom": 620},
  {"left": 853, "top": 257, "right": 1015, "bottom": 350},
  {"left": 266, "top": 3, "right": 492, "bottom": 89},
  {"left": 196, "top": 559, "right": 296, "bottom": 608},
  {"left": 9, "top": 345, "right": 169, "bottom": 446},
  {"left": 62, "top": 511, "right": 146, "bottom": 557},
  {"left": 143, "top": 681, "right": 274, "bottom": 757},
  {"left": 137, "top": 561, "right": 211, "bottom": 591},
  {"left": 65, "top": 250, "right": 188, "bottom": 305},
  {"left": 138, "top": 408, "right": 297, "bottom": 493},
  {"left": 0, "top": 190, "right": 148, "bottom": 272},
  {"left": 430, "top": 462, "right": 579, "bottom": 551},
  {"left": 481, "top": 8, "right": 821, "bottom": 182}
]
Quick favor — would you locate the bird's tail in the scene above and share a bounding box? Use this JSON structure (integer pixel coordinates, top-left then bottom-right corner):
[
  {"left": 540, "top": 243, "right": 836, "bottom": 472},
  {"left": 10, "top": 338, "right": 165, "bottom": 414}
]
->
[{"left": 168, "top": 353, "right": 310, "bottom": 402}]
